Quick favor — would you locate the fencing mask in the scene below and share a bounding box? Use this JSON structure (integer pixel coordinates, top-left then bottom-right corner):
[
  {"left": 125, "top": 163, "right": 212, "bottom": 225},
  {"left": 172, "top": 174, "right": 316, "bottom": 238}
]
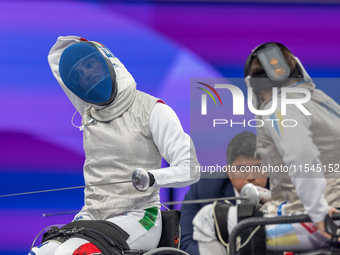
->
[{"left": 59, "top": 41, "right": 117, "bottom": 106}]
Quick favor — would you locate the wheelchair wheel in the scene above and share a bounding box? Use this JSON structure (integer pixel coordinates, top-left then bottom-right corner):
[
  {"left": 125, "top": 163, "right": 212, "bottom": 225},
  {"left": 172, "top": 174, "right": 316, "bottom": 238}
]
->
[{"left": 143, "top": 247, "right": 190, "bottom": 255}]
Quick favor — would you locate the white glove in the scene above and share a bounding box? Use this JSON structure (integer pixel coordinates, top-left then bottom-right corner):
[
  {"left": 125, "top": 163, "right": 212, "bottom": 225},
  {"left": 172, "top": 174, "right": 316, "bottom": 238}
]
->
[{"left": 256, "top": 186, "right": 272, "bottom": 204}]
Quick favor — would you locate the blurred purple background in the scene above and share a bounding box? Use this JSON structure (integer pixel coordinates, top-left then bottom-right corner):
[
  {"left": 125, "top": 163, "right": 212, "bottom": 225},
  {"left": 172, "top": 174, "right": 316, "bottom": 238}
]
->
[{"left": 1, "top": 1, "right": 340, "bottom": 253}]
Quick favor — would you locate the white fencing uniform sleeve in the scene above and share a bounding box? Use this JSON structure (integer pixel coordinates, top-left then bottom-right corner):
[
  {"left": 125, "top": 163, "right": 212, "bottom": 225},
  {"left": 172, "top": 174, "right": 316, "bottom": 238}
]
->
[
  {"left": 263, "top": 102, "right": 328, "bottom": 223},
  {"left": 47, "top": 36, "right": 90, "bottom": 116},
  {"left": 148, "top": 103, "right": 200, "bottom": 188}
]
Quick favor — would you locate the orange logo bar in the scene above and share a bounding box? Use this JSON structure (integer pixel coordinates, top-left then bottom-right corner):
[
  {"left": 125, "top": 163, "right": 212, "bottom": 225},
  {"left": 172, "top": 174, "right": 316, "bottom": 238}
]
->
[{"left": 270, "top": 58, "right": 278, "bottom": 65}]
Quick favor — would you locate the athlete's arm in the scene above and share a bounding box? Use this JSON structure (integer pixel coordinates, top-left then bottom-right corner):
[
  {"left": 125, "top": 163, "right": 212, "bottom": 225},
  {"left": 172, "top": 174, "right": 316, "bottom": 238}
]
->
[
  {"left": 148, "top": 103, "right": 200, "bottom": 188},
  {"left": 263, "top": 101, "right": 328, "bottom": 223}
]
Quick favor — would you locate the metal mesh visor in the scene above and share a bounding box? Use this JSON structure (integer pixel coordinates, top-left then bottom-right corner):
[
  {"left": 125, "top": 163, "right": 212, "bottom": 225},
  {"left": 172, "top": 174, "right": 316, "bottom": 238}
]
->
[
  {"left": 256, "top": 44, "right": 290, "bottom": 81},
  {"left": 59, "top": 43, "right": 113, "bottom": 104}
]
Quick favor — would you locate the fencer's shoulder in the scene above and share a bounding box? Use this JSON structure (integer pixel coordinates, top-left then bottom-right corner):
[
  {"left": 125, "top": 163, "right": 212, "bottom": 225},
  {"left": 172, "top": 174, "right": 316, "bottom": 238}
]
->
[
  {"left": 132, "top": 90, "right": 155, "bottom": 105},
  {"left": 135, "top": 90, "right": 161, "bottom": 104},
  {"left": 130, "top": 91, "right": 169, "bottom": 120},
  {"left": 151, "top": 102, "right": 180, "bottom": 121},
  {"left": 135, "top": 90, "right": 155, "bottom": 99}
]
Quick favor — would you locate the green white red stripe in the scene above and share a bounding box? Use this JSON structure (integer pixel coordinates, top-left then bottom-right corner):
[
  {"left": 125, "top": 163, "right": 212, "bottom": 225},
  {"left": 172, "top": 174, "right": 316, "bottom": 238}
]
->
[{"left": 92, "top": 41, "right": 105, "bottom": 48}]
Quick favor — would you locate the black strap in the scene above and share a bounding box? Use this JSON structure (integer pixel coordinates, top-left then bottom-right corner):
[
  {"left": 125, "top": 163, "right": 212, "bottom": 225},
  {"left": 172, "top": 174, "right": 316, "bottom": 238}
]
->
[
  {"left": 148, "top": 172, "right": 155, "bottom": 187},
  {"left": 213, "top": 201, "right": 232, "bottom": 244},
  {"left": 42, "top": 220, "right": 130, "bottom": 255}
]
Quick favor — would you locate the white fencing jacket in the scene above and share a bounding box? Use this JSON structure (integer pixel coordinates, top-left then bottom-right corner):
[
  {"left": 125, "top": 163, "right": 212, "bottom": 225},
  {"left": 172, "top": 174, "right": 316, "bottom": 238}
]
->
[
  {"left": 256, "top": 80, "right": 340, "bottom": 223},
  {"left": 48, "top": 36, "right": 200, "bottom": 219}
]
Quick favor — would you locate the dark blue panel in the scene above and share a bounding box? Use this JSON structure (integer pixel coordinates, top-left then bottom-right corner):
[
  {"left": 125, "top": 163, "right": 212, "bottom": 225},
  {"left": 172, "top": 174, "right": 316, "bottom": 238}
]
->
[{"left": 0, "top": 172, "right": 85, "bottom": 209}]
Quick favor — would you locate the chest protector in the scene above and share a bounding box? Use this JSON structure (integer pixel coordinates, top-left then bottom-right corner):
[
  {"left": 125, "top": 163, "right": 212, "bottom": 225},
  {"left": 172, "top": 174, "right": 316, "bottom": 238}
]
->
[{"left": 81, "top": 91, "right": 162, "bottom": 220}]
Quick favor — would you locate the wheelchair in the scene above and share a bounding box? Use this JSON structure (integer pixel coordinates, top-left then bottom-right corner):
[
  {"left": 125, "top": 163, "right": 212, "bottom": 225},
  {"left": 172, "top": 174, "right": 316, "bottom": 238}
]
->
[
  {"left": 228, "top": 211, "right": 340, "bottom": 255},
  {"left": 31, "top": 210, "right": 189, "bottom": 255}
]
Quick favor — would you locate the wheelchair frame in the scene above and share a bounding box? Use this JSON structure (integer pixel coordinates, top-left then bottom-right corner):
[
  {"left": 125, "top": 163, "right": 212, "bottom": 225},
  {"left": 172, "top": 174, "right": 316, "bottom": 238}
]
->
[{"left": 228, "top": 212, "right": 340, "bottom": 255}]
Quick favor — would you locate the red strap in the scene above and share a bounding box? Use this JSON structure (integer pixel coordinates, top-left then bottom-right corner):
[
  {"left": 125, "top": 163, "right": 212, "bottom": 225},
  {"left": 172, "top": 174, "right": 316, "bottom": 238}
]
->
[
  {"left": 80, "top": 37, "right": 88, "bottom": 42},
  {"left": 300, "top": 222, "right": 318, "bottom": 234},
  {"left": 73, "top": 242, "right": 102, "bottom": 255},
  {"left": 157, "top": 99, "right": 166, "bottom": 105}
]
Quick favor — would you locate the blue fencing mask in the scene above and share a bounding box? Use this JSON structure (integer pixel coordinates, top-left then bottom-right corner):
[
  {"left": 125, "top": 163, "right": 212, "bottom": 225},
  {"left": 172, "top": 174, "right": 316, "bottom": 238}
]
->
[{"left": 59, "top": 42, "right": 117, "bottom": 106}]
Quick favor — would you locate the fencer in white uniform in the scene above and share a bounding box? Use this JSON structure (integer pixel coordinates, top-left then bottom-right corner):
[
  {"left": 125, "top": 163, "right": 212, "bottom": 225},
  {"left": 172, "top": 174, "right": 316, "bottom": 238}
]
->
[
  {"left": 30, "top": 36, "right": 200, "bottom": 255},
  {"left": 193, "top": 42, "right": 340, "bottom": 254}
]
